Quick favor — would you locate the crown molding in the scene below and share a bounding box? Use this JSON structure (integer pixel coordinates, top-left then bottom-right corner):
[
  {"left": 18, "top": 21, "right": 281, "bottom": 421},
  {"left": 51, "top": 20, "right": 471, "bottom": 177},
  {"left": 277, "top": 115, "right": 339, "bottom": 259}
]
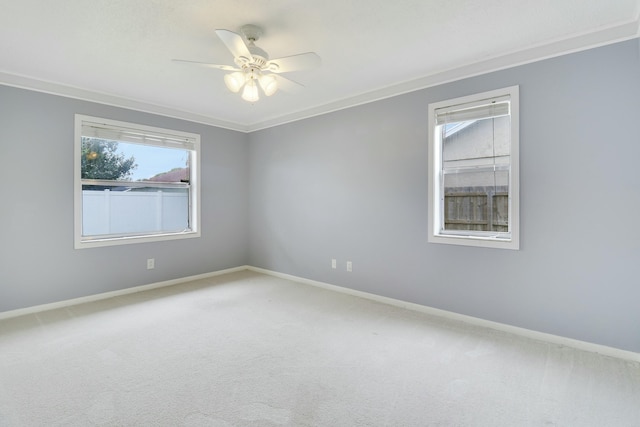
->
[
  {"left": 247, "top": 17, "right": 640, "bottom": 132},
  {"left": 0, "top": 71, "right": 250, "bottom": 132},
  {"left": 1, "top": 16, "right": 638, "bottom": 134}
]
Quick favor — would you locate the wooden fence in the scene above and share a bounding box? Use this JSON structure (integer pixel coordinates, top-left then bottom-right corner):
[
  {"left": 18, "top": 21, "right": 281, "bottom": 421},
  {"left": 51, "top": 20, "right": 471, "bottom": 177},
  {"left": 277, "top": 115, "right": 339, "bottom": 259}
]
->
[{"left": 444, "top": 186, "right": 508, "bottom": 232}]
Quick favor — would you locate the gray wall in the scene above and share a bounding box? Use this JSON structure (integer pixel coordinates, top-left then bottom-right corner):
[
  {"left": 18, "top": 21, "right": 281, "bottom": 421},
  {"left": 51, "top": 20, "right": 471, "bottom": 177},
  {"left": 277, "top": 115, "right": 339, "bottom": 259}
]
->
[
  {"left": 249, "top": 39, "right": 640, "bottom": 353},
  {"left": 2, "top": 39, "right": 639, "bottom": 353},
  {"left": 0, "top": 86, "right": 249, "bottom": 312}
]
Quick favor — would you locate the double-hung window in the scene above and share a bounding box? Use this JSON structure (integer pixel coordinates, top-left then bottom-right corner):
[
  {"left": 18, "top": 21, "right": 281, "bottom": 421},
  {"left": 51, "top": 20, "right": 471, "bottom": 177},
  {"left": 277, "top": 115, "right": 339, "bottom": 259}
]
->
[
  {"left": 428, "top": 86, "right": 519, "bottom": 249},
  {"left": 74, "top": 115, "right": 201, "bottom": 249}
]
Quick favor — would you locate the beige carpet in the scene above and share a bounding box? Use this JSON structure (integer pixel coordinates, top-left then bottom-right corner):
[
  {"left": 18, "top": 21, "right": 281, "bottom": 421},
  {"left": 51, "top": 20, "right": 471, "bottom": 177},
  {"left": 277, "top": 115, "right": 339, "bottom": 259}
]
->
[{"left": 0, "top": 270, "right": 639, "bottom": 426}]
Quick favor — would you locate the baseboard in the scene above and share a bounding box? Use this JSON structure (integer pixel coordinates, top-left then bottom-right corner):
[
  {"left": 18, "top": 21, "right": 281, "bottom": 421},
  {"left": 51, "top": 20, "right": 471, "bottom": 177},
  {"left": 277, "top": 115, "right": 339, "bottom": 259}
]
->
[
  {"left": 3, "top": 264, "right": 638, "bottom": 363},
  {"left": 247, "top": 266, "right": 640, "bottom": 363},
  {"left": 0, "top": 265, "right": 249, "bottom": 321}
]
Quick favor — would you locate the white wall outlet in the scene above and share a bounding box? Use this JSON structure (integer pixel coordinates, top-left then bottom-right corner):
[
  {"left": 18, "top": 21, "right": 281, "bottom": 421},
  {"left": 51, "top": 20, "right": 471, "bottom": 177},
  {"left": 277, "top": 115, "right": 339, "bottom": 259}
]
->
[
  {"left": 331, "top": 259, "right": 337, "bottom": 269},
  {"left": 147, "top": 258, "right": 155, "bottom": 270},
  {"left": 346, "top": 261, "right": 352, "bottom": 272}
]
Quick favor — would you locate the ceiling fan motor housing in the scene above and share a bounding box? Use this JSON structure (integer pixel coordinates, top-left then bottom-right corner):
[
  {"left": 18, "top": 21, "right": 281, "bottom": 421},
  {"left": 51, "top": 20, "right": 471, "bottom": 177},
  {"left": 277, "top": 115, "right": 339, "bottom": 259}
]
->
[
  {"left": 238, "top": 25, "right": 271, "bottom": 69},
  {"left": 248, "top": 46, "right": 269, "bottom": 66}
]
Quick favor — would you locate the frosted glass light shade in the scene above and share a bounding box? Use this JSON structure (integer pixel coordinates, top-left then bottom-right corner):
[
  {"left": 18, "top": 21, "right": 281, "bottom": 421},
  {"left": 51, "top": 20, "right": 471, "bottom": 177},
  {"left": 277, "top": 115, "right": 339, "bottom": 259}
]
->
[
  {"left": 259, "top": 74, "right": 278, "bottom": 96},
  {"left": 241, "top": 79, "right": 259, "bottom": 103},
  {"left": 224, "top": 72, "right": 245, "bottom": 93}
]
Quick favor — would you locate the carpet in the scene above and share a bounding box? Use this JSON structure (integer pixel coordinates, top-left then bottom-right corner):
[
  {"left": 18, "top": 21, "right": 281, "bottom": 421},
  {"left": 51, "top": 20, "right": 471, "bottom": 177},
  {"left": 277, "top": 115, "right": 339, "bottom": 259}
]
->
[{"left": 1, "top": 270, "right": 639, "bottom": 426}]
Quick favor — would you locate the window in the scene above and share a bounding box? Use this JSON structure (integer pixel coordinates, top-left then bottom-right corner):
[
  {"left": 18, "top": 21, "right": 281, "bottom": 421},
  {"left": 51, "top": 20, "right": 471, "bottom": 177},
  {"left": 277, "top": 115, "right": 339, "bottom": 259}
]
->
[
  {"left": 428, "top": 86, "right": 519, "bottom": 249},
  {"left": 74, "top": 115, "right": 201, "bottom": 249}
]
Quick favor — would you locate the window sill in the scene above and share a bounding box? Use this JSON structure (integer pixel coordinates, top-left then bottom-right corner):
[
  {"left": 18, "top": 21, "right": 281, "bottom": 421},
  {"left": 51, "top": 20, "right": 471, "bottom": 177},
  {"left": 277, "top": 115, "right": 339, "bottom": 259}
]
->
[
  {"left": 75, "top": 230, "right": 200, "bottom": 249},
  {"left": 428, "top": 233, "right": 519, "bottom": 250}
]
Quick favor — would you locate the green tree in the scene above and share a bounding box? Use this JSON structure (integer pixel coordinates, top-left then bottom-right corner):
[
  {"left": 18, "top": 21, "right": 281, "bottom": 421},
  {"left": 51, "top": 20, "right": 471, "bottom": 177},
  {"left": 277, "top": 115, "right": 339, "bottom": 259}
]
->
[{"left": 81, "top": 138, "right": 137, "bottom": 180}]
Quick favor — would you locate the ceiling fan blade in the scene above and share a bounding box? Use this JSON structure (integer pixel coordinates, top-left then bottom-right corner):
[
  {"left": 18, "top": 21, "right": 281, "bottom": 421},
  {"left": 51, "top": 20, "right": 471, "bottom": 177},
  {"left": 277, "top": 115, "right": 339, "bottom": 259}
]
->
[
  {"left": 267, "top": 53, "right": 321, "bottom": 73},
  {"left": 275, "top": 75, "right": 304, "bottom": 94},
  {"left": 172, "top": 59, "right": 240, "bottom": 72},
  {"left": 215, "top": 29, "right": 252, "bottom": 61}
]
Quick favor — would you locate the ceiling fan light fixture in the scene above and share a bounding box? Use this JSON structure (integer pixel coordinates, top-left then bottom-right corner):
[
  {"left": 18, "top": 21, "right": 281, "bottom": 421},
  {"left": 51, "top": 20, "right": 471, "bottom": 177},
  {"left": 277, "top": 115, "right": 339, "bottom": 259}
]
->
[
  {"left": 224, "top": 72, "right": 246, "bottom": 93},
  {"left": 176, "top": 25, "right": 319, "bottom": 104},
  {"left": 241, "top": 79, "right": 260, "bottom": 103},
  {"left": 259, "top": 74, "right": 278, "bottom": 96}
]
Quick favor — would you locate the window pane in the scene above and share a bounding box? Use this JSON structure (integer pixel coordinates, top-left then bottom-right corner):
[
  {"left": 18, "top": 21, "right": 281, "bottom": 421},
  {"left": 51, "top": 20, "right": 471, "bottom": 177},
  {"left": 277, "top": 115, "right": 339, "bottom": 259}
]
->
[
  {"left": 428, "top": 86, "right": 518, "bottom": 249},
  {"left": 81, "top": 137, "right": 192, "bottom": 238},
  {"left": 81, "top": 138, "right": 190, "bottom": 183},
  {"left": 443, "top": 170, "right": 509, "bottom": 233},
  {"left": 82, "top": 184, "right": 189, "bottom": 237},
  {"left": 442, "top": 115, "right": 510, "bottom": 166},
  {"left": 443, "top": 168, "right": 509, "bottom": 188},
  {"left": 441, "top": 115, "right": 510, "bottom": 234},
  {"left": 76, "top": 115, "right": 201, "bottom": 248}
]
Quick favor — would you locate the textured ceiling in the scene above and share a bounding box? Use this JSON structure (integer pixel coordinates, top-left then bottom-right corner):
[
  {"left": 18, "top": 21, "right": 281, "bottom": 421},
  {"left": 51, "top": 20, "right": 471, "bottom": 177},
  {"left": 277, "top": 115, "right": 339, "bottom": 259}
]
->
[{"left": 1, "top": 0, "right": 639, "bottom": 131}]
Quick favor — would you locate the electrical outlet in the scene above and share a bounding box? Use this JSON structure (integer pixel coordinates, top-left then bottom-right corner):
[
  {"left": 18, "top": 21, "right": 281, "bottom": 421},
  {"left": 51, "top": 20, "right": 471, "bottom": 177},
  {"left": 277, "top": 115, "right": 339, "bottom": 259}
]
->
[
  {"left": 346, "top": 261, "right": 352, "bottom": 272},
  {"left": 147, "top": 258, "right": 155, "bottom": 270},
  {"left": 331, "top": 259, "right": 337, "bottom": 269}
]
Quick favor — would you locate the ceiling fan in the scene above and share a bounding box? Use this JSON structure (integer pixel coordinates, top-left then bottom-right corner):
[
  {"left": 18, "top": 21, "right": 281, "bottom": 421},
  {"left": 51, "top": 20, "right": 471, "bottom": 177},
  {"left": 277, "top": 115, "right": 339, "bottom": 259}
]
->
[{"left": 174, "top": 24, "right": 321, "bottom": 103}]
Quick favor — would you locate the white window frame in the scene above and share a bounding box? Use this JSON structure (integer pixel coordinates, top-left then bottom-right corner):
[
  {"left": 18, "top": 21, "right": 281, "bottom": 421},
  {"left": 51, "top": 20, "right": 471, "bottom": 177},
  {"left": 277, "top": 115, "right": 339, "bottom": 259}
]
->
[
  {"left": 428, "top": 86, "right": 519, "bottom": 250},
  {"left": 74, "top": 115, "right": 201, "bottom": 249}
]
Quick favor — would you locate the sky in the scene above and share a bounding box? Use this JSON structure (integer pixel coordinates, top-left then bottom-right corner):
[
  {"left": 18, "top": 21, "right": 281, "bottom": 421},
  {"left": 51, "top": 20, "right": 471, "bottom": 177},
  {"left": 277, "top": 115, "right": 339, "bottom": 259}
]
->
[{"left": 116, "top": 142, "right": 188, "bottom": 181}]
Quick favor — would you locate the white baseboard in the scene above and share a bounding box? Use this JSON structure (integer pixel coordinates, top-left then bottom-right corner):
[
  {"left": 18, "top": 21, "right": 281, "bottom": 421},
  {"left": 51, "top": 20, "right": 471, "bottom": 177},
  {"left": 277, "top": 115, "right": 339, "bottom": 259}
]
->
[
  {"left": 0, "top": 265, "right": 249, "bottom": 321},
  {"left": 2, "top": 264, "right": 638, "bottom": 363},
  {"left": 247, "top": 266, "right": 640, "bottom": 363}
]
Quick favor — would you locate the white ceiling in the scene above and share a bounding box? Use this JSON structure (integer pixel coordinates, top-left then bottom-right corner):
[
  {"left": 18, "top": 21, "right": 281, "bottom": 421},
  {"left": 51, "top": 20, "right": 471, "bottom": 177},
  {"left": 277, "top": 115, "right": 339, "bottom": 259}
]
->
[{"left": 1, "top": 0, "right": 639, "bottom": 132}]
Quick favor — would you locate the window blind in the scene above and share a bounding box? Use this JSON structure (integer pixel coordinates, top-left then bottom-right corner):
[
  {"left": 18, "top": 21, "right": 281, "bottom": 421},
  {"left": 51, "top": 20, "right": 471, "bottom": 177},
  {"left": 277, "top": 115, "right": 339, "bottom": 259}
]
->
[
  {"left": 435, "top": 95, "right": 510, "bottom": 125},
  {"left": 82, "top": 121, "right": 196, "bottom": 151}
]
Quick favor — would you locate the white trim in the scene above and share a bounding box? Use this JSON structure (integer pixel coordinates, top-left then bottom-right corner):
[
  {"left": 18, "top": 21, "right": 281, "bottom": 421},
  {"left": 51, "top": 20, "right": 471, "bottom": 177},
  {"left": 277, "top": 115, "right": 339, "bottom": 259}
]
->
[
  {"left": 74, "top": 114, "right": 202, "bottom": 249},
  {"left": 1, "top": 264, "right": 638, "bottom": 362},
  {"left": 428, "top": 86, "right": 520, "bottom": 250},
  {"left": 0, "top": 71, "right": 249, "bottom": 133},
  {"left": 1, "top": 20, "right": 638, "bottom": 133},
  {"left": 0, "top": 266, "right": 249, "bottom": 321},
  {"left": 244, "top": 20, "right": 640, "bottom": 131},
  {"left": 247, "top": 266, "right": 640, "bottom": 363}
]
